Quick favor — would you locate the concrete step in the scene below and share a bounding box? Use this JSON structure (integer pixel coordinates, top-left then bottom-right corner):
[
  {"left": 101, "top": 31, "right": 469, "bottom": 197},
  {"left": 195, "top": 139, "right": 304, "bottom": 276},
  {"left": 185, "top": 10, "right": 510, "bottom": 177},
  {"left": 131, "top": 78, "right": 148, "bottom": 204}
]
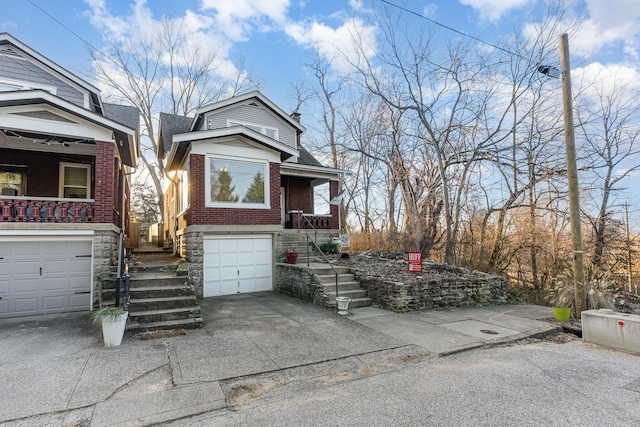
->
[
  {"left": 127, "top": 317, "right": 204, "bottom": 332},
  {"left": 324, "top": 289, "right": 369, "bottom": 300},
  {"left": 102, "top": 274, "right": 188, "bottom": 289},
  {"left": 309, "top": 266, "right": 351, "bottom": 275},
  {"left": 320, "top": 281, "right": 363, "bottom": 292},
  {"left": 128, "top": 263, "right": 181, "bottom": 274},
  {"left": 129, "top": 295, "right": 197, "bottom": 311},
  {"left": 128, "top": 285, "right": 194, "bottom": 298},
  {"left": 316, "top": 273, "right": 356, "bottom": 283},
  {"left": 325, "top": 297, "right": 373, "bottom": 309},
  {"left": 129, "top": 306, "right": 202, "bottom": 324}
]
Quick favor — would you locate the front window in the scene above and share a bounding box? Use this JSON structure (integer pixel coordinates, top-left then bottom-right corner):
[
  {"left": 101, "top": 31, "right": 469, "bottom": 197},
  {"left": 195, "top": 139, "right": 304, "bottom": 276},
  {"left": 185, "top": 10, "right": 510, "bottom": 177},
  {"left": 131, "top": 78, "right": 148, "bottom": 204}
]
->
[
  {"left": 207, "top": 157, "right": 269, "bottom": 208},
  {"left": 0, "top": 166, "right": 26, "bottom": 196},
  {"left": 59, "top": 163, "right": 91, "bottom": 199},
  {"left": 176, "top": 167, "right": 189, "bottom": 214}
]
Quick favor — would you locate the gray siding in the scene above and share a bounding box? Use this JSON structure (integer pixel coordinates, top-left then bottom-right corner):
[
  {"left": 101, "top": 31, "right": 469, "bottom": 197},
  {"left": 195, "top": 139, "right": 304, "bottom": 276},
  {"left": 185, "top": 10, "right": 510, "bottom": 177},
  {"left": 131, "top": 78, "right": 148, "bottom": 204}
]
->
[
  {"left": 203, "top": 103, "right": 297, "bottom": 148},
  {"left": 0, "top": 56, "right": 86, "bottom": 108}
]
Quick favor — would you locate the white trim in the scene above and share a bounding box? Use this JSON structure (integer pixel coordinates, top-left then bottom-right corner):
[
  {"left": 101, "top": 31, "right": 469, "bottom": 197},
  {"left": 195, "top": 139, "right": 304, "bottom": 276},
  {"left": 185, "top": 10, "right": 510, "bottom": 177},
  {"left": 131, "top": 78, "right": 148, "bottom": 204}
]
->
[
  {"left": 226, "top": 119, "right": 279, "bottom": 141},
  {"left": 0, "top": 90, "right": 134, "bottom": 136},
  {"left": 0, "top": 76, "right": 57, "bottom": 95},
  {"left": 0, "top": 195, "right": 94, "bottom": 202},
  {"left": 173, "top": 127, "right": 297, "bottom": 158},
  {"left": 0, "top": 33, "right": 102, "bottom": 94},
  {"left": 0, "top": 230, "right": 94, "bottom": 239},
  {"left": 194, "top": 91, "right": 306, "bottom": 133},
  {"left": 205, "top": 154, "right": 270, "bottom": 209}
]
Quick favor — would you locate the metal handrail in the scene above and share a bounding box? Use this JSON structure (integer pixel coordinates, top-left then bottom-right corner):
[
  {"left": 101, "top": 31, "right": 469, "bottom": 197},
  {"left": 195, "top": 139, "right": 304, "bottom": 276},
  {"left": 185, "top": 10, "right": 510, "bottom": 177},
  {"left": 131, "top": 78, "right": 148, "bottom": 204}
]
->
[
  {"left": 114, "top": 229, "right": 131, "bottom": 312},
  {"left": 305, "top": 234, "right": 340, "bottom": 298}
]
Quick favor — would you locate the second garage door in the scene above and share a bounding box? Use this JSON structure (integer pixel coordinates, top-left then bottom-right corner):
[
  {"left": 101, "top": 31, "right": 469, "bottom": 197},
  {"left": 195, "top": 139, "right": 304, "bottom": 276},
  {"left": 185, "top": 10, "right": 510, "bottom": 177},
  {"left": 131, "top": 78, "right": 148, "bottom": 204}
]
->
[
  {"left": 203, "top": 235, "right": 272, "bottom": 297},
  {"left": 0, "top": 239, "right": 92, "bottom": 318}
]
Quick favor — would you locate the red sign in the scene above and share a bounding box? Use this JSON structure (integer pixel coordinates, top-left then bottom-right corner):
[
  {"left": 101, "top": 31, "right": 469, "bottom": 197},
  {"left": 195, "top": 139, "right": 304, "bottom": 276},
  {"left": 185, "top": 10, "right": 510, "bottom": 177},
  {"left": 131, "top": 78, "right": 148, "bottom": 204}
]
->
[{"left": 408, "top": 252, "right": 422, "bottom": 273}]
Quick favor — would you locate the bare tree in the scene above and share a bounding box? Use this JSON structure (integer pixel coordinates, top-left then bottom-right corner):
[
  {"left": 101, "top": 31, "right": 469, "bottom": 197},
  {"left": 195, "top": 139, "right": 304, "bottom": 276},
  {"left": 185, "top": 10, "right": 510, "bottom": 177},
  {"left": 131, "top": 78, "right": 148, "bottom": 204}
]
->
[
  {"left": 90, "top": 14, "right": 263, "bottom": 234},
  {"left": 576, "top": 73, "right": 640, "bottom": 268}
]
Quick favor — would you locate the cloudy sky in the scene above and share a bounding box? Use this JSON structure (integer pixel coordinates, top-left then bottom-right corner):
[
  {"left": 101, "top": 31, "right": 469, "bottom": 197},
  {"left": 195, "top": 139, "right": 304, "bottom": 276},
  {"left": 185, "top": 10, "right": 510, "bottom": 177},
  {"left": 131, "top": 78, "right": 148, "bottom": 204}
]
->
[{"left": 2, "top": 0, "right": 639, "bottom": 113}]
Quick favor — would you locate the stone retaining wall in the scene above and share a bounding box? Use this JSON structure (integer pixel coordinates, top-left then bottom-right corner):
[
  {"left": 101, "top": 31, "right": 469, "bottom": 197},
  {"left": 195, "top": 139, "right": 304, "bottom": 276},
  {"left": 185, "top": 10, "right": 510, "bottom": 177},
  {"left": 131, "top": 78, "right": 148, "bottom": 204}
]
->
[
  {"left": 351, "top": 269, "right": 507, "bottom": 312},
  {"left": 276, "top": 262, "right": 507, "bottom": 312},
  {"left": 275, "top": 264, "right": 334, "bottom": 309}
]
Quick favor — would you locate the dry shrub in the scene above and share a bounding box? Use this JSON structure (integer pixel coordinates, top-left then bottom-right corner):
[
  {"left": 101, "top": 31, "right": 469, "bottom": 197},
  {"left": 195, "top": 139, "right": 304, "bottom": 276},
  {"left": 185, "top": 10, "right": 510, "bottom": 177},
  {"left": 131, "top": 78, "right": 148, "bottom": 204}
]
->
[{"left": 547, "top": 263, "right": 617, "bottom": 313}]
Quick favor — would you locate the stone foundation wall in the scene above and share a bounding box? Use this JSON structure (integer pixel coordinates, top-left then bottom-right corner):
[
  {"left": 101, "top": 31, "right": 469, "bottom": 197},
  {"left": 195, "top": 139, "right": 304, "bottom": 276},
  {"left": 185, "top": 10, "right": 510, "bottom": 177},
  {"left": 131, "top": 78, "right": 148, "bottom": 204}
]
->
[
  {"left": 275, "top": 264, "right": 334, "bottom": 309},
  {"left": 183, "top": 229, "right": 205, "bottom": 296},
  {"left": 93, "top": 229, "right": 119, "bottom": 307},
  {"left": 352, "top": 269, "right": 507, "bottom": 312}
]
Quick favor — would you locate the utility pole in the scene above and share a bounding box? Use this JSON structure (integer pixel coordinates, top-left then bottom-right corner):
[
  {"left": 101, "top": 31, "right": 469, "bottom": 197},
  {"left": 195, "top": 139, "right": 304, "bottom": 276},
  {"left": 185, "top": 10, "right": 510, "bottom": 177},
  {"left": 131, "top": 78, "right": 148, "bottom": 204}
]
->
[
  {"left": 625, "top": 202, "right": 633, "bottom": 293},
  {"left": 559, "top": 33, "right": 586, "bottom": 318}
]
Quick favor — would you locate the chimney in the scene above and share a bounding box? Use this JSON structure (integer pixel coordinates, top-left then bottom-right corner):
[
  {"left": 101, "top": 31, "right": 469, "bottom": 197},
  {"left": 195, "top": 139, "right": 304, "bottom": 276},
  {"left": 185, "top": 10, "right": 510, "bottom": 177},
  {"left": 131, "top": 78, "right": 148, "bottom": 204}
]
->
[{"left": 291, "top": 112, "right": 301, "bottom": 146}]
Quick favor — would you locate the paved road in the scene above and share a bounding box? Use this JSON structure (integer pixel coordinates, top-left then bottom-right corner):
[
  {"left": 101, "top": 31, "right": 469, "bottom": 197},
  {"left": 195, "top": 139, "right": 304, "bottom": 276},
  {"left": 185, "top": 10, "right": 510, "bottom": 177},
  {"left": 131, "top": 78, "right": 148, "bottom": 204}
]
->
[
  {"left": 171, "top": 339, "right": 640, "bottom": 427},
  {"left": 1, "top": 292, "right": 638, "bottom": 426}
]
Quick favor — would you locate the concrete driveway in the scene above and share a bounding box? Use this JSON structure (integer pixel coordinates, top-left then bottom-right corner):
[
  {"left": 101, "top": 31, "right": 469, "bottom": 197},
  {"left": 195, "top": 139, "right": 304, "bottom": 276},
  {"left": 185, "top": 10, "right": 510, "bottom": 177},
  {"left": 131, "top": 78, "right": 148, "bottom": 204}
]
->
[{"left": 0, "top": 292, "right": 561, "bottom": 426}]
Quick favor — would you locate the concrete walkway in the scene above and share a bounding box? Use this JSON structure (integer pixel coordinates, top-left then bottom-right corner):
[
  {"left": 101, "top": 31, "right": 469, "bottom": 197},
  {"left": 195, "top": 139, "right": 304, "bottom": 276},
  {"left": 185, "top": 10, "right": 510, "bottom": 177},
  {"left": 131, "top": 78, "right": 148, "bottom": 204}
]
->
[{"left": 0, "top": 292, "right": 559, "bottom": 426}]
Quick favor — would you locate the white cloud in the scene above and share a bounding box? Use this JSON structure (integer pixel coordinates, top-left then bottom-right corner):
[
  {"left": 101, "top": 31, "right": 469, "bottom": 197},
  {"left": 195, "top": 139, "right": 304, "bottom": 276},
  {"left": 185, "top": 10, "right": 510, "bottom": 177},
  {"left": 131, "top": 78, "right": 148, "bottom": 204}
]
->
[
  {"left": 200, "top": 0, "right": 290, "bottom": 41},
  {"left": 574, "top": 62, "right": 640, "bottom": 101},
  {"left": 423, "top": 3, "right": 438, "bottom": 18},
  {"left": 569, "top": 0, "right": 640, "bottom": 60},
  {"left": 285, "top": 18, "right": 376, "bottom": 73},
  {"left": 0, "top": 20, "right": 18, "bottom": 31},
  {"left": 459, "top": 0, "right": 532, "bottom": 21},
  {"left": 349, "top": 0, "right": 365, "bottom": 11}
]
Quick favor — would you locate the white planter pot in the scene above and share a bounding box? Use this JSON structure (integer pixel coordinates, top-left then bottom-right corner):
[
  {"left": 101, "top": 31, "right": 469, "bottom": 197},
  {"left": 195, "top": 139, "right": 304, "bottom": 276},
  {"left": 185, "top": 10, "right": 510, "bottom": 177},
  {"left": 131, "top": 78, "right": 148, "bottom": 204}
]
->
[
  {"left": 101, "top": 312, "right": 128, "bottom": 347},
  {"left": 335, "top": 297, "right": 351, "bottom": 315}
]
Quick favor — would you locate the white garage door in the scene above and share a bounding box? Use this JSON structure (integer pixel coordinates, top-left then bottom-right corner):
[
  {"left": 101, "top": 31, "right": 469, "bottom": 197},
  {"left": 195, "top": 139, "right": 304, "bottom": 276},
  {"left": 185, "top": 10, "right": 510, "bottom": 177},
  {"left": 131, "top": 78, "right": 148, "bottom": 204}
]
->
[
  {"left": 0, "top": 240, "right": 92, "bottom": 318},
  {"left": 203, "top": 235, "right": 272, "bottom": 297}
]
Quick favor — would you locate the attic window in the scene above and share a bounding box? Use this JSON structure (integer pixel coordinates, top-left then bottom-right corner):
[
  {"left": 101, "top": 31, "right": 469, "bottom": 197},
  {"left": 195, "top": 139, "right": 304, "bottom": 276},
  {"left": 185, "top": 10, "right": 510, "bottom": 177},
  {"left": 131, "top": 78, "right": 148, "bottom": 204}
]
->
[
  {"left": 227, "top": 119, "right": 279, "bottom": 141},
  {"left": 248, "top": 102, "right": 258, "bottom": 106},
  {"left": 0, "top": 77, "right": 57, "bottom": 95}
]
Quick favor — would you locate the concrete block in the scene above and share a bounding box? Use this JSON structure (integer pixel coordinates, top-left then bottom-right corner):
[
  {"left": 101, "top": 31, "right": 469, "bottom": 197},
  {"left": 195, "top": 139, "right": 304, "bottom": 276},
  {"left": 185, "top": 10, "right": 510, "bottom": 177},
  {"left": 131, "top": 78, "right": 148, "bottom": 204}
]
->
[{"left": 582, "top": 309, "right": 640, "bottom": 354}]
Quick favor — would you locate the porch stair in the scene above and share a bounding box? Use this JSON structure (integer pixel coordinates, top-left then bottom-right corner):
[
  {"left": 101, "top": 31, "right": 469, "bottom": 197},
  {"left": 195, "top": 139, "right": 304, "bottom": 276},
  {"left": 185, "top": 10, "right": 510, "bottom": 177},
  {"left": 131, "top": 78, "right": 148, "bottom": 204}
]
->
[
  {"left": 125, "top": 266, "right": 203, "bottom": 332},
  {"left": 311, "top": 265, "right": 373, "bottom": 309},
  {"left": 101, "top": 262, "right": 203, "bottom": 332}
]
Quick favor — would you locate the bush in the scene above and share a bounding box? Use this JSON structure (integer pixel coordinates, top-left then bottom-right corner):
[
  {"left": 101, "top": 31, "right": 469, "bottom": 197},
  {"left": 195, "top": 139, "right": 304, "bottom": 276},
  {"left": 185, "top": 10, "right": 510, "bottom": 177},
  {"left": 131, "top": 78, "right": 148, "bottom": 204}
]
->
[
  {"left": 319, "top": 242, "right": 340, "bottom": 254},
  {"left": 547, "top": 263, "right": 616, "bottom": 313}
]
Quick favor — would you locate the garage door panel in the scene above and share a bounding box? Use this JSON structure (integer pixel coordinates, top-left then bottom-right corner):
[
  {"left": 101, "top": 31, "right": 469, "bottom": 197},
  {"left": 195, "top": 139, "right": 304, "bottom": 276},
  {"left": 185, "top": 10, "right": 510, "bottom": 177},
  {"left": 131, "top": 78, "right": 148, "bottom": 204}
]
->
[
  {"left": 42, "top": 277, "right": 68, "bottom": 292},
  {"left": 69, "top": 276, "right": 91, "bottom": 292},
  {"left": 13, "top": 297, "right": 39, "bottom": 315},
  {"left": 42, "top": 295, "right": 66, "bottom": 311},
  {"left": 13, "top": 260, "right": 39, "bottom": 276},
  {"left": 13, "top": 278, "right": 39, "bottom": 293},
  {"left": 0, "top": 240, "right": 92, "bottom": 318},
  {"left": 69, "top": 293, "right": 91, "bottom": 310}
]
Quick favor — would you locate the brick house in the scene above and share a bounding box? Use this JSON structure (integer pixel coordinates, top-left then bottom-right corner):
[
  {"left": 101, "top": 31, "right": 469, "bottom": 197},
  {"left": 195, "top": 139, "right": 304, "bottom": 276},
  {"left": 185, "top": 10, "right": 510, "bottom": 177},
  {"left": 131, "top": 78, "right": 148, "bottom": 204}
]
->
[
  {"left": 159, "top": 91, "right": 345, "bottom": 297},
  {"left": 0, "top": 33, "right": 139, "bottom": 318}
]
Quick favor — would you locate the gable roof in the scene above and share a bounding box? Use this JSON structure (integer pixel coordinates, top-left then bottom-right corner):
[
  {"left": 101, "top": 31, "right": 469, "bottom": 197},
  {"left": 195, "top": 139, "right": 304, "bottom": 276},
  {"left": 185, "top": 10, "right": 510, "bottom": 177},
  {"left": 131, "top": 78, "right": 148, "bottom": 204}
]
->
[
  {"left": 166, "top": 126, "right": 299, "bottom": 171},
  {"left": 0, "top": 33, "right": 103, "bottom": 113},
  {"left": 192, "top": 91, "right": 306, "bottom": 135},
  {"left": 0, "top": 90, "right": 139, "bottom": 166},
  {"left": 158, "top": 112, "right": 193, "bottom": 160}
]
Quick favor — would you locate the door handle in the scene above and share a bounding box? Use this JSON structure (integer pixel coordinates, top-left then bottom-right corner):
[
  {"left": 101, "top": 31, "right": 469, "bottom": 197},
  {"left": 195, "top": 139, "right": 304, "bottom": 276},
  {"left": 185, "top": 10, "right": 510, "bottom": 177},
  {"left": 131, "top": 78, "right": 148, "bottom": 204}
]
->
[{"left": 40, "top": 267, "right": 42, "bottom": 276}]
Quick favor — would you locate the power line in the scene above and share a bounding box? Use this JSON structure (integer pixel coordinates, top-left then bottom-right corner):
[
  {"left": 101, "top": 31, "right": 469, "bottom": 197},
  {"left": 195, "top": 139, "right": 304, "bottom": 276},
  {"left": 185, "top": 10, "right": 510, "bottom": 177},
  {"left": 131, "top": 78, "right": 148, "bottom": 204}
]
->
[
  {"left": 25, "top": 0, "right": 123, "bottom": 74},
  {"left": 379, "top": 0, "right": 526, "bottom": 60}
]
